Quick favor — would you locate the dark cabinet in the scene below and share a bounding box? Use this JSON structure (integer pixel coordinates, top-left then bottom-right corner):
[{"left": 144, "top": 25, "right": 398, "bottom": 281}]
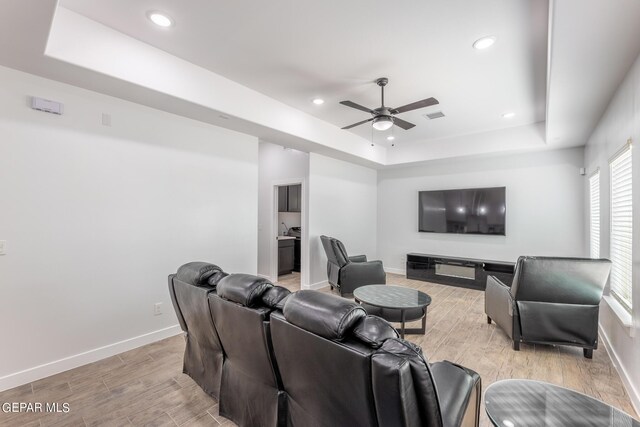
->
[
  {"left": 278, "top": 186, "right": 289, "bottom": 213},
  {"left": 278, "top": 239, "right": 295, "bottom": 276},
  {"left": 278, "top": 184, "right": 302, "bottom": 212},
  {"left": 293, "top": 238, "right": 301, "bottom": 272},
  {"left": 287, "top": 185, "right": 301, "bottom": 212}
]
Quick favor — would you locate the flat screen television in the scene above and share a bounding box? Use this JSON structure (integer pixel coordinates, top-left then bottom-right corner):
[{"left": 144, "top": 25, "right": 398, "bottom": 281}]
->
[{"left": 418, "top": 187, "right": 506, "bottom": 235}]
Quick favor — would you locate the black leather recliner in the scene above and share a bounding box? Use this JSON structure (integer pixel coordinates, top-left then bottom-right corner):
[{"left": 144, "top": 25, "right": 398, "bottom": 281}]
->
[
  {"left": 320, "top": 235, "right": 386, "bottom": 296},
  {"left": 167, "top": 262, "right": 228, "bottom": 398},
  {"left": 485, "top": 256, "right": 612, "bottom": 358},
  {"left": 208, "top": 274, "right": 291, "bottom": 427},
  {"left": 270, "top": 290, "right": 481, "bottom": 427}
]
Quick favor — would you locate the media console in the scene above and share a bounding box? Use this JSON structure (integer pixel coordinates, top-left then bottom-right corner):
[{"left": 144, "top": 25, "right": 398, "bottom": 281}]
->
[{"left": 406, "top": 253, "right": 515, "bottom": 290}]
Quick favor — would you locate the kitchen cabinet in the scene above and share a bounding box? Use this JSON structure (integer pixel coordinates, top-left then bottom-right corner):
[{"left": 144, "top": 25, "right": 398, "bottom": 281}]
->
[
  {"left": 278, "top": 186, "right": 289, "bottom": 213},
  {"left": 278, "top": 184, "right": 302, "bottom": 213},
  {"left": 287, "top": 185, "right": 301, "bottom": 212},
  {"left": 293, "top": 238, "right": 301, "bottom": 272},
  {"left": 278, "top": 238, "right": 295, "bottom": 276}
]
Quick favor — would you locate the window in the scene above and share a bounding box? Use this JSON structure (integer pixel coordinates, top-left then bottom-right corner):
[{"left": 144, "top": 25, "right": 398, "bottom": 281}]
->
[
  {"left": 609, "top": 143, "right": 633, "bottom": 312},
  {"left": 589, "top": 170, "right": 600, "bottom": 258}
]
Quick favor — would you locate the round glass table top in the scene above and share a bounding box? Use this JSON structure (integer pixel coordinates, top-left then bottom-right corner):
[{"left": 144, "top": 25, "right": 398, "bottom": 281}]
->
[
  {"left": 485, "top": 379, "right": 640, "bottom": 427},
  {"left": 353, "top": 285, "right": 431, "bottom": 310}
]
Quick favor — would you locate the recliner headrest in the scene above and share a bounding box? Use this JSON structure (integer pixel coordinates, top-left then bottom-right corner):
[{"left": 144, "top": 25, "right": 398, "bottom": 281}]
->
[
  {"left": 283, "top": 290, "right": 366, "bottom": 340},
  {"left": 217, "top": 274, "right": 273, "bottom": 307},
  {"left": 176, "top": 262, "right": 224, "bottom": 287}
]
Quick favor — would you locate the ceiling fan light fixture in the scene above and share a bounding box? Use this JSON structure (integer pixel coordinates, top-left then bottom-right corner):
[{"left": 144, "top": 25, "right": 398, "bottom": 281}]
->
[
  {"left": 473, "top": 36, "right": 496, "bottom": 50},
  {"left": 372, "top": 116, "right": 393, "bottom": 131}
]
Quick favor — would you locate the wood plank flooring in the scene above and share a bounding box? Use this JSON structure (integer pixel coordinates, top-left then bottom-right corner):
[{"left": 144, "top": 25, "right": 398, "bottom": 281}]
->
[{"left": 0, "top": 273, "right": 637, "bottom": 426}]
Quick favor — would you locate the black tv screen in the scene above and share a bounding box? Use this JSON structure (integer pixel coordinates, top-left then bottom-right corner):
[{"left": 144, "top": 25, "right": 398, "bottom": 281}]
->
[{"left": 418, "top": 187, "right": 506, "bottom": 235}]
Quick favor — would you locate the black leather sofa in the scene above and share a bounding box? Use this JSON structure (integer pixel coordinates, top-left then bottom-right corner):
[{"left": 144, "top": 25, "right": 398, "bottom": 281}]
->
[
  {"left": 320, "top": 235, "right": 386, "bottom": 296},
  {"left": 169, "top": 262, "right": 481, "bottom": 427},
  {"left": 485, "top": 256, "right": 612, "bottom": 358}
]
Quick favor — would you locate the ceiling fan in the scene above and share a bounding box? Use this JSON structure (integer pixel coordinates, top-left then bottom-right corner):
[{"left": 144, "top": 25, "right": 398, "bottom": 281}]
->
[{"left": 340, "top": 77, "right": 439, "bottom": 131}]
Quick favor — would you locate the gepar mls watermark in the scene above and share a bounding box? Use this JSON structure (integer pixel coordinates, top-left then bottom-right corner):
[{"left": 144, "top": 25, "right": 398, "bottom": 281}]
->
[{"left": 2, "top": 402, "right": 70, "bottom": 413}]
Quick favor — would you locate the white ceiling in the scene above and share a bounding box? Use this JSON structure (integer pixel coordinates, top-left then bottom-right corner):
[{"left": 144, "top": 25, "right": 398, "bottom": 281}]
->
[
  {"left": 1, "top": 0, "right": 640, "bottom": 166},
  {"left": 60, "top": 0, "right": 548, "bottom": 147}
]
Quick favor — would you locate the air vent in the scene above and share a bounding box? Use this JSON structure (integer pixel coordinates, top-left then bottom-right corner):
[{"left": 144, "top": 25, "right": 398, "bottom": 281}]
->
[{"left": 424, "top": 111, "right": 445, "bottom": 120}]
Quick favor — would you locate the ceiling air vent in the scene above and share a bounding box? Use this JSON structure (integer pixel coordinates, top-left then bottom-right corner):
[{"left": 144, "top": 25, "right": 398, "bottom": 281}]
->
[{"left": 424, "top": 111, "right": 445, "bottom": 120}]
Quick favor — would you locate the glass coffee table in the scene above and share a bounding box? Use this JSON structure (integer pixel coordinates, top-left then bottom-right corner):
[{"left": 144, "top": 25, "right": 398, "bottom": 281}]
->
[
  {"left": 353, "top": 285, "right": 431, "bottom": 338},
  {"left": 485, "top": 379, "right": 640, "bottom": 427}
]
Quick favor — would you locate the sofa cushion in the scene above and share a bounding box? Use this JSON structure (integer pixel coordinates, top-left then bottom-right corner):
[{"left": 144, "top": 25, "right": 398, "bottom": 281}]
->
[
  {"left": 217, "top": 274, "right": 273, "bottom": 307},
  {"left": 176, "top": 262, "right": 223, "bottom": 286},
  {"left": 283, "top": 290, "right": 366, "bottom": 340}
]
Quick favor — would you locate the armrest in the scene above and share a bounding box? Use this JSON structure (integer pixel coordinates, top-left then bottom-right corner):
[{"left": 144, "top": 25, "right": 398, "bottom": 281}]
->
[
  {"left": 340, "top": 261, "right": 386, "bottom": 293},
  {"left": 349, "top": 254, "right": 368, "bottom": 263},
  {"left": 485, "top": 275, "right": 515, "bottom": 339},
  {"left": 431, "top": 361, "right": 481, "bottom": 427}
]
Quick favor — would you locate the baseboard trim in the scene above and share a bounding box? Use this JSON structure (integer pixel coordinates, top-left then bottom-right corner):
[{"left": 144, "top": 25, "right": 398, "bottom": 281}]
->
[
  {"left": 302, "top": 280, "right": 329, "bottom": 290},
  {"left": 384, "top": 267, "right": 406, "bottom": 275},
  {"left": 598, "top": 324, "right": 640, "bottom": 416},
  {"left": 0, "top": 325, "right": 183, "bottom": 393}
]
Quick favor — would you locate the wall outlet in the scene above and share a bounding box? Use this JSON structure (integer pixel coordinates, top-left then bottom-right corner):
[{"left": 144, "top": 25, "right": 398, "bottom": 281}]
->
[
  {"left": 0, "top": 240, "right": 6, "bottom": 255},
  {"left": 154, "top": 302, "right": 162, "bottom": 316}
]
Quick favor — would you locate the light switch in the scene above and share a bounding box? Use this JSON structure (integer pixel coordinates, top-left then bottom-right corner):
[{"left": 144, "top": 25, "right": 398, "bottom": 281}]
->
[{"left": 0, "top": 240, "right": 6, "bottom": 255}]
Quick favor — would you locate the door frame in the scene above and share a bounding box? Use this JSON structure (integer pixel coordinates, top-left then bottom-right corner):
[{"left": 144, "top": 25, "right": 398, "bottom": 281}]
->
[{"left": 270, "top": 178, "right": 308, "bottom": 288}]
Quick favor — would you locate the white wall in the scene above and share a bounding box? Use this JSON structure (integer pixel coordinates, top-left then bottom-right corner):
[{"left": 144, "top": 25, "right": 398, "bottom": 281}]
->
[
  {"left": 0, "top": 66, "right": 259, "bottom": 390},
  {"left": 377, "top": 147, "right": 586, "bottom": 272},
  {"left": 257, "top": 142, "right": 309, "bottom": 282},
  {"left": 308, "top": 154, "right": 378, "bottom": 287},
  {"left": 279, "top": 212, "right": 302, "bottom": 233},
  {"left": 584, "top": 51, "right": 640, "bottom": 413}
]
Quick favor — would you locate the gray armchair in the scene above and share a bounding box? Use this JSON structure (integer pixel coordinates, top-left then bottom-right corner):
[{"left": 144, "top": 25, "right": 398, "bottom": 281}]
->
[
  {"left": 320, "top": 235, "right": 385, "bottom": 296},
  {"left": 485, "top": 256, "right": 612, "bottom": 358}
]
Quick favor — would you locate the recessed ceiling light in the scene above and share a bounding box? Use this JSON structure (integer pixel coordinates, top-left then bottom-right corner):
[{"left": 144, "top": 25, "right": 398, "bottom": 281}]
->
[
  {"left": 387, "top": 136, "right": 395, "bottom": 141},
  {"left": 502, "top": 112, "right": 515, "bottom": 119},
  {"left": 473, "top": 36, "right": 496, "bottom": 50},
  {"left": 312, "top": 98, "right": 325, "bottom": 105},
  {"left": 147, "top": 11, "right": 173, "bottom": 28}
]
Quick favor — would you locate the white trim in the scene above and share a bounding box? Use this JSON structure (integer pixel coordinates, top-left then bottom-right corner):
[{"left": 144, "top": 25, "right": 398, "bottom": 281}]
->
[
  {"left": 384, "top": 267, "right": 406, "bottom": 275},
  {"left": 603, "top": 295, "right": 634, "bottom": 336},
  {"left": 0, "top": 325, "right": 182, "bottom": 392},
  {"left": 598, "top": 324, "right": 640, "bottom": 415},
  {"left": 303, "top": 280, "right": 329, "bottom": 290}
]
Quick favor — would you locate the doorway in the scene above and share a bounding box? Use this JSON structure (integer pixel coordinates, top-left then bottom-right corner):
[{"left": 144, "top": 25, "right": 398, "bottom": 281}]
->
[{"left": 271, "top": 180, "right": 306, "bottom": 291}]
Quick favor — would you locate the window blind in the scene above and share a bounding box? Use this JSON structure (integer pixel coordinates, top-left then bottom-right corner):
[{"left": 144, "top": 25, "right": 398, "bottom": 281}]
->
[
  {"left": 589, "top": 171, "right": 600, "bottom": 259},
  {"left": 609, "top": 145, "right": 633, "bottom": 312}
]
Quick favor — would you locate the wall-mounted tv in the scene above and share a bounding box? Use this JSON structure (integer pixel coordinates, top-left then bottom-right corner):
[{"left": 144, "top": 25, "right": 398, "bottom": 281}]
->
[{"left": 418, "top": 187, "right": 506, "bottom": 235}]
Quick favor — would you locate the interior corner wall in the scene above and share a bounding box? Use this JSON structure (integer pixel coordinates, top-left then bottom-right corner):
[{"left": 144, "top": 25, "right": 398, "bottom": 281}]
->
[
  {"left": 584, "top": 50, "right": 640, "bottom": 413},
  {"left": 257, "top": 141, "right": 309, "bottom": 280},
  {"left": 0, "top": 65, "right": 259, "bottom": 390},
  {"left": 308, "top": 153, "right": 378, "bottom": 287},
  {"left": 377, "top": 147, "right": 586, "bottom": 272}
]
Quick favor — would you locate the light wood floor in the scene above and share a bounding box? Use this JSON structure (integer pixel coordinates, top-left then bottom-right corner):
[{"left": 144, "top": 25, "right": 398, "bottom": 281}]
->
[{"left": 1, "top": 273, "right": 637, "bottom": 427}]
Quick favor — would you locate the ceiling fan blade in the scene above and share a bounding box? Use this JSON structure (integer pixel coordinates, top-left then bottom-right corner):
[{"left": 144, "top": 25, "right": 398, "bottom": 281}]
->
[
  {"left": 342, "top": 118, "right": 374, "bottom": 129},
  {"left": 393, "top": 117, "right": 416, "bottom": 130},
  {"left": 391, "top": 97, "right": 439, "bottom": 114},
  {"left": 340, "top": 100, "right": 374, "bottom": 114}
]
